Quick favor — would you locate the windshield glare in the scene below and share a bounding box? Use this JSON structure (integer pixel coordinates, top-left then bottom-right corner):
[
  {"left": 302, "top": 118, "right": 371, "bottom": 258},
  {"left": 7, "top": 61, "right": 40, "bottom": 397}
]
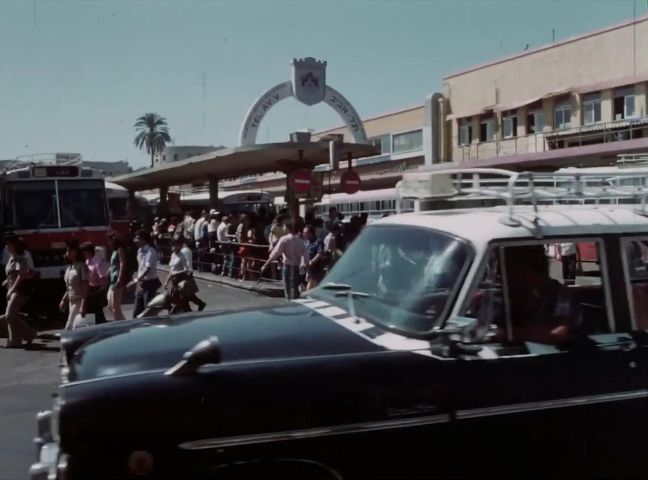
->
[{"left": 314, "top": 225, "right": 472, "bottom": 334}]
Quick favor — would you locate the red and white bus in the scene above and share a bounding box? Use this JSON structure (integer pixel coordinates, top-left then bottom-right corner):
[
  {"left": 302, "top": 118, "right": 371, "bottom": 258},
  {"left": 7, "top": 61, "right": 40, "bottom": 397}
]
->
[{"left": 1, "top": 163, "right": 109, "bottom": 280}]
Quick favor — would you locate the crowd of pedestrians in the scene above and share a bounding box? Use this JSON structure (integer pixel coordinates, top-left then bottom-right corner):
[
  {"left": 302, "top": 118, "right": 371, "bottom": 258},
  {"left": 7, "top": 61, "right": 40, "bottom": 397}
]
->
[
  {"left": 0, "top": 205, "right": 370, "bottom": 346},
  {"left": 150, "top": 205, "right": 369, "bottom": 299}
]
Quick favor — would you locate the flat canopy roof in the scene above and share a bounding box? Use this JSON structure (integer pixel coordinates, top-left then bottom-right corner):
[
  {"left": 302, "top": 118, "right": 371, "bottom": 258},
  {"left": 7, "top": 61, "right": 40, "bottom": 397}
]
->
[{"left": 110, "top": 141, "right": 379, "bottom": 191}]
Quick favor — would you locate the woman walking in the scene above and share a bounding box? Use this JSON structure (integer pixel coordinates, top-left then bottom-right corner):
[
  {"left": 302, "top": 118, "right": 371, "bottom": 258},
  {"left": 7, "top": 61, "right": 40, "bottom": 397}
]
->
[
  {"left": 60, "top": 239, "right": 89, "bottom": 330},
  {"left": 107, "top": 233, "right": 128, "bottom": 321},
  {"left": 0, "top": 235, "right": 36, "bottom": 347}
]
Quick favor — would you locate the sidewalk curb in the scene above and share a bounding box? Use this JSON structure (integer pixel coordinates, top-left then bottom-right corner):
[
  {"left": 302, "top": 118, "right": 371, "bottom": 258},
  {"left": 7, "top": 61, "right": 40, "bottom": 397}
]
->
[{"left": 159, "top": 266, "right": 285, "bottom": 298}]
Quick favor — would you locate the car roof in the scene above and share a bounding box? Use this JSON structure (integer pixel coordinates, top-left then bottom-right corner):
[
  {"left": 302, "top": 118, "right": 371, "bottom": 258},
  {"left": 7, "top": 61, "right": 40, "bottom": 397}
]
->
[{"left": 373, "top": 205, "right": 648, "bottom": 245}]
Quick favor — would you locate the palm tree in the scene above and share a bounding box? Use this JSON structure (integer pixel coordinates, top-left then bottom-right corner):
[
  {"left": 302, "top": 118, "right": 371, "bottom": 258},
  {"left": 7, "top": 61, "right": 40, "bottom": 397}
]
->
[{"left": 134, "top": 113, "right": 172, "bottom": 168}]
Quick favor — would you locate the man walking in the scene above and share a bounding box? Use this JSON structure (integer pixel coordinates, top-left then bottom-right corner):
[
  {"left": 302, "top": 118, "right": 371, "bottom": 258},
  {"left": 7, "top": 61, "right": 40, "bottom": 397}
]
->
[
  {"left": 194, "top": 210, "right": 208, "bottom": 250},
  {"left": 217, "top": 215, "right": 232, "bottom": 277},
  {"left": 131, "top": 230, "right": 160, "bottom": 318},
  {"left": 179, "top": 238, "right": 207, "bottom": 311},
  {"left": 261, "top": 220, "right": 306, "bottom": 299}
]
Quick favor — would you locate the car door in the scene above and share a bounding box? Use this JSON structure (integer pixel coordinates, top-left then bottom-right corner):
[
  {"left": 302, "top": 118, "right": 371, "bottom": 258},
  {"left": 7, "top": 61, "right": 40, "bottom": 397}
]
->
[{"left": 446, "top": 238, "right": 648, "bottom": 479}]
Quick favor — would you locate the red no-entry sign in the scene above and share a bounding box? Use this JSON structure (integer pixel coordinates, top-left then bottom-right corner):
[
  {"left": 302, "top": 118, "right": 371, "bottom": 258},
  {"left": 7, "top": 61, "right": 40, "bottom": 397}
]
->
[
  {"left": 290, "top": 169, "right": 312, "bottom": 193},
  {"left": 340, "top": 170, "right": 361, "bottom": 194}
]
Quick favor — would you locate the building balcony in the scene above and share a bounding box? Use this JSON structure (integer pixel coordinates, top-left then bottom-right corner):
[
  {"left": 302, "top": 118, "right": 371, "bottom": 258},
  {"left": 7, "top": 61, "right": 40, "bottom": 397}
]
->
[{"left": 456, "top": 117, "right": 648, "bottom": 164}]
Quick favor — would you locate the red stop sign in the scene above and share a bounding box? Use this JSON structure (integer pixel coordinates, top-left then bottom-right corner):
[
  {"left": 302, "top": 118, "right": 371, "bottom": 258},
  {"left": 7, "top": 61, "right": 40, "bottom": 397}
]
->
[
  {"left": 290, "top": 169, "right": 312, "bottom": 193},
  {"left": 340, "top": 170, "right": 361, "bottom": 194}
]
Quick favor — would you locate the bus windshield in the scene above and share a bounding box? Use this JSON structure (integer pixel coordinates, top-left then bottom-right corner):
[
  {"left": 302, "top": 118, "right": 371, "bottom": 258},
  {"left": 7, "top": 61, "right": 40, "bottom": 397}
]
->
[
  {"left": 4, "top": 180, "right": 107, "bottom": 230},
  {"left": 58, "top": 180, "right": 108, "bottom": 227}
]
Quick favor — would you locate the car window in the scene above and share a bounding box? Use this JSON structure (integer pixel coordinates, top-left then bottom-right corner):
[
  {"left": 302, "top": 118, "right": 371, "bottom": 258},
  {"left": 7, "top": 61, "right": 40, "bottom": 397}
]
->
[
  {"left": 622, "top": 238, "right": 648, "bottom": 330},
  {"left": 463, "top": 239, "right": 610, "bottom": 345}
]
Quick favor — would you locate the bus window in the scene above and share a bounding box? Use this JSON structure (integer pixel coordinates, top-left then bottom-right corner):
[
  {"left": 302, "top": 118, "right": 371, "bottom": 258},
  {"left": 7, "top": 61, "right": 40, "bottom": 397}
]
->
[
  {"left": 58, "top": 180, "right": 108, "bottom": 227},
  {"left": 108, "top": 197, "right": 129, "bottom": 221},
  {"left": 5, "top": 181, "right": 58, "bottom": 229}
]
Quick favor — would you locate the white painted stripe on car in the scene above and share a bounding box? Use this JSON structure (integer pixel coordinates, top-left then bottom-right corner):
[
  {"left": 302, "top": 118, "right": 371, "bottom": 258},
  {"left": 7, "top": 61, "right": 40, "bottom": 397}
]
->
[
  {"left": 316, "top": 306, "right": 348, "bottom": 318},
  {"left": 334, "top": 316, "right": 374, "bottom": 333},
  {"left": 294, "top": 298, "right": 437, "bottom": 357},
  {"left": 370, "top": 332, "right": 432, "bottom": 352}
]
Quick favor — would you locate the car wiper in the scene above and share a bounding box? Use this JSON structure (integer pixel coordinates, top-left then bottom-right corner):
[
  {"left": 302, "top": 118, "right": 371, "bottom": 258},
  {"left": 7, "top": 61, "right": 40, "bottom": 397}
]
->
[
  {"left": 321, "top": 282, "right": 353, "bottom": 291},
  {"left": 321, "top": 283, "right": 371, "bottom": 323}
]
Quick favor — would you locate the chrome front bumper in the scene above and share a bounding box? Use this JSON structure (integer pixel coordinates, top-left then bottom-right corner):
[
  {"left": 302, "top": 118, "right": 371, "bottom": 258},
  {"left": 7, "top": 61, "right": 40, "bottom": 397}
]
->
[{"left": 30, "top": 408, "right": 68, "bottom": 480}]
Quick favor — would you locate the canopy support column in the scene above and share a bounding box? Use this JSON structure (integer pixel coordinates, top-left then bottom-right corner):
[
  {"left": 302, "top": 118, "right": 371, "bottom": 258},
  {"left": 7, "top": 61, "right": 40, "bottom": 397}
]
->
[
  {"left": 159, "top": 185, "right": 168, "bottom": 217},
  {"left": 127, "top": 190, "right": 137, "bottom": 220},
  {"left": 208, "top": 177, "right": 219, "bottom": 211}
]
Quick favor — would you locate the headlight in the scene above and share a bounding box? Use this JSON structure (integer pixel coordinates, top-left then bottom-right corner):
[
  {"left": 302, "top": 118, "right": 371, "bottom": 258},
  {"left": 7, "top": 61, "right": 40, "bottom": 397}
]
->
[
  {"left": 36, "top": 411, "right": 52, "bottom": 443},
  {"left": 51, "top": 397, "right": 61, "bottom": 442}
]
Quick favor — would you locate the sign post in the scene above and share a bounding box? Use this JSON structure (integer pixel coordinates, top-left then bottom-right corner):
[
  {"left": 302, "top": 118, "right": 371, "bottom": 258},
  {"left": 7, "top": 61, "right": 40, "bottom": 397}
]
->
[{"left": 310, "top": 172, "right": 323, "bottom": 200}]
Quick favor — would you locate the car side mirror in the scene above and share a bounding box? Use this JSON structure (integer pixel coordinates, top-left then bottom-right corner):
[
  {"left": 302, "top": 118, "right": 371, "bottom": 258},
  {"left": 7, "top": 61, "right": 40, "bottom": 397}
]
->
[
  {"left": 165, "top": 336, "right": 221, "bottom": 376},
  {"left": 441, "top": 315, "right": 497, "bottom": 343}
]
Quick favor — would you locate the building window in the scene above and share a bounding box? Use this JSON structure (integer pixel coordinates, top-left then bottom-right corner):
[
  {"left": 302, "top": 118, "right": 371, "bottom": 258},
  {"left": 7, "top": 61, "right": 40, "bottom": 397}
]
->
[
  {"left": 369, "top": 134, "right": 392, "bottom": 154},
  {"left": 392, "top": 129, "right": 423, "bottom": 154},
  {"left": 162, "top": 154, "right": 166, "bottom": 162},
  {"left": 554, "top": 101, "right": 572, "bottom": 130},
  {"left": 614, "top": 86, "right": 636, "bottom": 120},
  {"left": 502, "top": 114, "right": 518, "bottom": 139},
  {"left": 582, "top": 92, "right": 602, "bottom": 125},
  {"left": 479, "top": 117, "right": 495, "bottom": 142},
  {"left": 527, "top": 110, "right": 545, "bottom": 134},
  {"left": 458, "top": 119, "right": 472, "bottom": 146}
]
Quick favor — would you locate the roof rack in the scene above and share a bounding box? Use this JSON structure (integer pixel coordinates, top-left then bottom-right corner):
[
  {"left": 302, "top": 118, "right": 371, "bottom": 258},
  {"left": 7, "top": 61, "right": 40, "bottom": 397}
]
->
[
  {"left": 396, "top": 168, "right": 648, "bottom": 226},
  {"left": 0, "top": 154, "right": 83, "bottom": 174},
  {"left": 617, "top": 153, "right": 648, "bottom": 165}
]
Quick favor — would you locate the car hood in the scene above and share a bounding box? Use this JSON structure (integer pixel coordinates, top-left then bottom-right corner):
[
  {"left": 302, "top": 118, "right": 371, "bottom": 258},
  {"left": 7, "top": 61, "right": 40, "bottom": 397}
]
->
[{"left": 66, "top": 302, "right": 387, "bottom": 382}]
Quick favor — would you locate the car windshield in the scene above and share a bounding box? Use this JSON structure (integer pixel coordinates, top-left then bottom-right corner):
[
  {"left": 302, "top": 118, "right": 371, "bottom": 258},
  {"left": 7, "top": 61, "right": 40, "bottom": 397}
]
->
[{"left": 312, "top": 225, "right": 472, "bottom": 334}]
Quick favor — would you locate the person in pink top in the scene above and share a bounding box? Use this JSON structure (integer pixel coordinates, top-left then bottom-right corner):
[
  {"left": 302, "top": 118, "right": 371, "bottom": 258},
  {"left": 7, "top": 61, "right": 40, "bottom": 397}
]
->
[
  {"left": 260, "top": 220, "right": 306, "bottom": 299},
  {"left": 81, "top": 242, "right": 109, "bottom": 324}
]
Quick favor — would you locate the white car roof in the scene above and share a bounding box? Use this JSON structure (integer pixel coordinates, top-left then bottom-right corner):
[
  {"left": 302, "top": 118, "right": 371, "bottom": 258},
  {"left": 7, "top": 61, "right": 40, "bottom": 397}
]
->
[{"left": 374, "top": 205, "right": 648, "bottom": 246}]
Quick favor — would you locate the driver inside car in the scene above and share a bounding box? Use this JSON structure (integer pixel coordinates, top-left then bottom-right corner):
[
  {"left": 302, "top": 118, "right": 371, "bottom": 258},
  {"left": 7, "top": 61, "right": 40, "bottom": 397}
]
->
[{"left": 473, "top": 245, "right": 582, "bottom": 344}]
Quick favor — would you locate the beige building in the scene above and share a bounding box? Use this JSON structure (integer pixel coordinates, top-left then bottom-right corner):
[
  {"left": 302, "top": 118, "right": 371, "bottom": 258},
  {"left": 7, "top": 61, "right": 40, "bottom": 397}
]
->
[{"left": 444, "top": 14, "right": 648, "bottom": 169}]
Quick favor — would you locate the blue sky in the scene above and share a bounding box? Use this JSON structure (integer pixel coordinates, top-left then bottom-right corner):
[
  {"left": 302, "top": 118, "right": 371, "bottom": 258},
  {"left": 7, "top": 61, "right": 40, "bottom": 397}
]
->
[{"left": 0, "top": 0, "right": 645, "bottom": 168}]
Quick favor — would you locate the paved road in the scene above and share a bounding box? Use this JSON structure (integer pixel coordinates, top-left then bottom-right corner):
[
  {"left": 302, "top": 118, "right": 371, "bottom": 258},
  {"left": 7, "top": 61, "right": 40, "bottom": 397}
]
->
[{"left": 0, "top": 279, "right": 282, "bottom": 480}]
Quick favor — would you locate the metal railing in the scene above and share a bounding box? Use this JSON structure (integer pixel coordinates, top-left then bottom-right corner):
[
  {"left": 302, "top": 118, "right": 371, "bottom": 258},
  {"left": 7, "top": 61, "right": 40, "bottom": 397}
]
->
[
  {"left": 155, "top": 235, "right": 286, "bottom": 283},
  {"left": 458, "top": 117, "right": 648, "bottom": 162}
]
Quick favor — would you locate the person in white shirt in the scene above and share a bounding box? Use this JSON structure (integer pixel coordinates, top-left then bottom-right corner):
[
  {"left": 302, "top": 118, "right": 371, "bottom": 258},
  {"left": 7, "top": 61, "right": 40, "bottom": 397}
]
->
[
  {"left": 261, "top": 221, "right": 306, "bottom": 299},
  {"left": 2, "top": 245, "right": 34, "bottom": 270},
  {"left": 178, "top": 238, "right": 206, "bottom": 311},
  {"left": 217, "top": 216, "right": 233, "bottom": 277},
  {"left": 207, "top": 210, "right": 219, "bottom": 248},
  {"left": 194, "top": 210, "right": 208, "bottom": 249},
  {"left": 165, "top": 238, "right": 189, "bottom": 287},
  {"left": 131, "top": 230, "right": 160, "bottom": 318}
]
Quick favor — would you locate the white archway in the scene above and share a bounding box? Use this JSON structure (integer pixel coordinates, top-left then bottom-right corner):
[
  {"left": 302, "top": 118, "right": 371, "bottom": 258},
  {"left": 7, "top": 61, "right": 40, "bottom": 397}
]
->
[{"left": 239, "top": 61, "right": 368, "bottom": 146}]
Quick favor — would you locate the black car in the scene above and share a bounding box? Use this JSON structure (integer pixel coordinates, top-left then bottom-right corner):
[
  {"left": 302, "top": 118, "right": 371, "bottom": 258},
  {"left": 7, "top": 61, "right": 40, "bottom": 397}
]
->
[{"left": 30, "top": 192, "right": 648, "bottom": 479}]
